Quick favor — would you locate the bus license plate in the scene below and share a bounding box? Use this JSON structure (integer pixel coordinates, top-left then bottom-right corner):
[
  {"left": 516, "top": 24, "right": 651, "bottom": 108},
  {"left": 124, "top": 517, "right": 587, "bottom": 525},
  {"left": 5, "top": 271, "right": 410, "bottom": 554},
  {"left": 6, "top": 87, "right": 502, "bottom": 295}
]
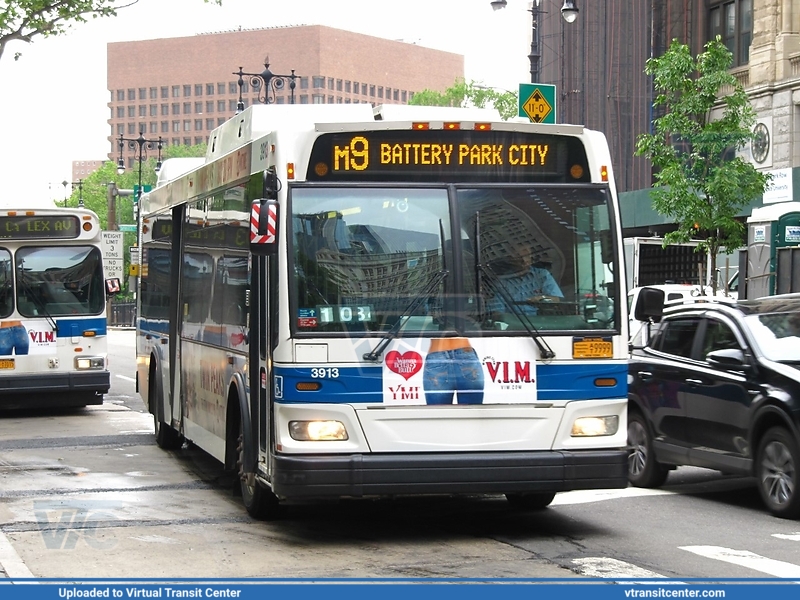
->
[
  {"left": 0, "top": 359, "right": 15, "bottom": 369},
  {"left": 572, "top": 337, "right": 612, "bottom": 359}
]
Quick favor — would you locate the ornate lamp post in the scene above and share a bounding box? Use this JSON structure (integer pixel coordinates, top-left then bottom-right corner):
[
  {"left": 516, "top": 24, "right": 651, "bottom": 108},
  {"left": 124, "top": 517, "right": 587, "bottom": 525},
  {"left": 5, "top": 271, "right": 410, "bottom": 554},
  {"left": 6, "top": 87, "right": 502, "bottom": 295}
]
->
[
  {"left": 490, "top": 0, "right": 579, "bottom": 83},
  {"left": 233, "top": 57, "right": 298, "bottom": 113},
  {"left": 116, "top": 131, "right": 163, "bottom": 220}
]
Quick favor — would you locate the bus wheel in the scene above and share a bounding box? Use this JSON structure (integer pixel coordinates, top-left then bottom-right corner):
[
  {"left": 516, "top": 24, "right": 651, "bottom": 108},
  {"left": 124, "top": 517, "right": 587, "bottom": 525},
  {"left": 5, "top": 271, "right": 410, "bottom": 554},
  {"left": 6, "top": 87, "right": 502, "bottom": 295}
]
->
[
  {"left": 151, "top": 375, "right": 182, "bottom": 450},
  {"left": 505, "top": 492, "right": 556, "bottom": 510},
  {"left": 236, "top": 431, "right": 282, "bottom": 520}
]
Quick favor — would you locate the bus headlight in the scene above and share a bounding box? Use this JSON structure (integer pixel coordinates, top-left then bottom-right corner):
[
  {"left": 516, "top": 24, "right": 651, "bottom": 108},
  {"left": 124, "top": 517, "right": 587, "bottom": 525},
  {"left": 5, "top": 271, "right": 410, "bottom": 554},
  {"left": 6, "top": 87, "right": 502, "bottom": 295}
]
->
[
  {"left": 289, "top": 420, "right": 349, "bottom": 441},
  {"left": 571, "top": 415, "right": 619, "bottom": 437},
  {"left": 75, "top": 357, "right": 105, "bottom": 370}
]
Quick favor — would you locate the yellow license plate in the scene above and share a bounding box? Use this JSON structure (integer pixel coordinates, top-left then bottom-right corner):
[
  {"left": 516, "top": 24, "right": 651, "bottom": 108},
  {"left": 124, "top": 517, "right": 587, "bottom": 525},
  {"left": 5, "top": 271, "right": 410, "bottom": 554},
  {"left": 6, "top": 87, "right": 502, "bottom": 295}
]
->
[
  {"left": 0, "top": 359, "right": 15, "bottom": 369},
  {"left": 573, "top": 338, "right": 613, "bottom": 359}
]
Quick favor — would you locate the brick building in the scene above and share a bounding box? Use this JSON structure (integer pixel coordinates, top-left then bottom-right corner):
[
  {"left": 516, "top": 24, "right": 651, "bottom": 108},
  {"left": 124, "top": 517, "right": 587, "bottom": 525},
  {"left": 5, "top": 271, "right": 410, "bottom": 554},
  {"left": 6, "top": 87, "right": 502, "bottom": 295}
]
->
[{"left": 107, "top": 25, "right": 463, "bottom": 168}]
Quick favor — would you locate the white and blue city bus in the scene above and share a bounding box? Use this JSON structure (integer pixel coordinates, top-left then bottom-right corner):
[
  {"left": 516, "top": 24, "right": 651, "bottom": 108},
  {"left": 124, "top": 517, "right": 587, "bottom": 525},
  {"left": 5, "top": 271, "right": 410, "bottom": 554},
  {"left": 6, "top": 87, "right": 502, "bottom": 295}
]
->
[
  {"left": 0, "top": 204, "right": 119, "bottom": 409},
  {"left": 137, "top": 103, "right": 630, "bottom": 518}
]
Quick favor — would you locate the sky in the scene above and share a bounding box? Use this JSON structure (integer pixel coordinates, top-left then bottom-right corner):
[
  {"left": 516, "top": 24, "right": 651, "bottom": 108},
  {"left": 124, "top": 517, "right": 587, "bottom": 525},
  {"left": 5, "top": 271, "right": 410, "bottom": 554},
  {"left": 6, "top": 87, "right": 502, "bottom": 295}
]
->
[{"left": 0, "top": 0, "right": 535, "bottom": 204}]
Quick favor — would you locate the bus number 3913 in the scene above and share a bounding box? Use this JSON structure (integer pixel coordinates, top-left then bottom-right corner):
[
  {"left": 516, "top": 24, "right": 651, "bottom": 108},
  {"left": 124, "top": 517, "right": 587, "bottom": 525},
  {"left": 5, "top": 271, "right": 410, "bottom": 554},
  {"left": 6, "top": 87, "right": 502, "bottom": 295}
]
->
[{"left": 311, "top": 368, "right": 340, "bottom": 379}]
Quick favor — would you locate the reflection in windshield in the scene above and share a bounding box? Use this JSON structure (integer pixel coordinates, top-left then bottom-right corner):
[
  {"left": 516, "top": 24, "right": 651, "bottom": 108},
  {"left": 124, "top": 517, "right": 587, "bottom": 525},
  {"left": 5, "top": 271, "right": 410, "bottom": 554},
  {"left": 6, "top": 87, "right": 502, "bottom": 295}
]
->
[
  {"left": 290, "top": 185, "right": 617, "bottom": 335},
  {"left": 15, "top": 246, "right": 104, "bottom": 317},
  {"left": 292, "top": 188, "right": 450, "bottom": 334},
  {"left": 746, "top": 312, "right": 800, "bottom": 362}
]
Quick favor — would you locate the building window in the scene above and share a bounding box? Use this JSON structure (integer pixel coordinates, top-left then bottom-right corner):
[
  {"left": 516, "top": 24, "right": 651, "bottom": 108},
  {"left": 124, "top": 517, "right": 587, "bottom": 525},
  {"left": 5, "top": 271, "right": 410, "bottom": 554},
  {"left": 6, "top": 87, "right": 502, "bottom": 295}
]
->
[
  {"left": 172, "top": 138, "right": 180, "bottom": 146},
  {"left": 183, "top": 102, "right": 191, "bottom": 114},
  {"left": 300, "top": 95, "right": 308, "bottom": 104},
  {"left": 345, "top": 81, "right": 351, "bottom": 93},
  {"left": 709, "top": 0, "right": 752, "bottom": 66},
  {"left": 206, "top": 101, "right": 214, "bottom": 113},
  {"left": 194, "top": 102, "right": 202, "bottom": 113},
  {"left": 161, "top": 104, "right": 169, "bottom": 116},
  {"left": 117, "top": 124, "right": 124, "bottom": 135},
  {"left": 362, "top": 83, "right": 368, "bottom": 95},
  {"left": 229, "top": 81, "right": 238, "bottom": 94},
  {"left": 276, "top": 97, "right": 285, "bottom": 104},
  {"left": 161, "top": 122, "right": 169, "bottom": 133},
  {"left": 378, "top": 87, "right": 383, "bottom": 99},
  {"left": 150, "top": 122, "right": 158, "bottom": 134},
  {"left": 127, "top": 106, "right": 136, "bottom": 117},
  {"left": 184, "top": 85, "right": 192, "bottom": 97},
  {"left": 328, "top": 78, "right": 334, "bottom": 90},
  {"left": 172, "top": 103, "right": 180, "bottom": 115},
  {"left": 370, "top": 85, "right": 375, "bottom": 97},
  {"left": 139, "top": 88, "right": 146, "bottom": 100},
  {"left": 183, "top": 120, "right": 191, "bottom": 132},
  {"left": 353, "top": 81, "right": 359, "bottom": 93},
  {"left": 402, "top": 91, "right": 407, "bottom": 102},
  {"left": 139, "top": 105, "right": 147, "bottom": 117},
  {"left": 229, "top": 99, "right": 238, "bottom": 112},
  {"left": 183, "top": 137, "right": 191, "bottom": 146},
  {"left": 116, "top": 107, "right": 125, "bottom": 118},
  {"left": 206, "top": 83, "right": 214, "bottom": 95},
  {"left": 312, "top": 76, "right": 325, "bottom": 89},
  {"left": 150, "top": 105, "right": 157, "bottom": 116},
  {"left": 336, "top": 79, "right": 343, "bottom": 91},
  {"left": 173, "top": 121, "right": 181, "bottom": 133},
  {"left": 195, "top": 84, "right": 203, "bottom": 96},
  {"left": 161, "top": 87, "right": 169, "bottom": 99},
  {"left": 172, "top": 86, "right": 180, "bottom": 98},
  {"left": 217, "top": 118, "right": 226, "bottom": 126},
  {"left": 128, "top": 123, "right": 136, "bottom": 134},
  {"left": 195, "top": 119, "right": 203, "bottom": 130},
  {"left": 206, "top": 118, "right": 215, "bottom": 129},
  {"left": 127, "top": 89, "right": 135, "bottom": 100},
  {"left": 217, "top": 82, "right": 226, "bottom": 94},
  {"left": 217, "top": 100, "right": 226, "bottom": 112},
  {"left": 194, "top": 137, "right": 204, "bottom": 145},
  {"left": 300, "top": 77, "right": 309, "bottom": 90},
  {"left": 116, "top": 90, "right": 125, "bottom": 102},
  {"left": 312, "top": 94, "right": 324, "bottom": 104},
  {"left": 393, "top": 89, "right": 399, "bottom": 101},
  {"left": 328, "top": 95, "right": 334, "bottom": 104}
]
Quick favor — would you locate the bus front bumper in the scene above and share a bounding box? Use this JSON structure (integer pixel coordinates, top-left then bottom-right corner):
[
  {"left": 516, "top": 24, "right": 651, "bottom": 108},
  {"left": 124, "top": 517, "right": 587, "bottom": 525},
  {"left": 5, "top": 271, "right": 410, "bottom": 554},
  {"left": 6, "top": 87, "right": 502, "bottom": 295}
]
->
[
  {"left": 269, "top": 449, "right": 629, "bottom": 499},
  {"left": 0, "top": 371, "right": 110, "bottom": 408}
]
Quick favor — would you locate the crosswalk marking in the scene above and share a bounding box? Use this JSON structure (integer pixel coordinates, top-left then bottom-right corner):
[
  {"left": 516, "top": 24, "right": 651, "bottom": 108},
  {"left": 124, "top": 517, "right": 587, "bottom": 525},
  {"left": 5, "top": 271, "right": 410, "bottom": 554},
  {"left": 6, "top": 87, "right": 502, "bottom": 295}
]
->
[
  {"left": 572, "top": 557, "right": 665, "bottom": 579},
  {"left": 552, "top": 487, "right": 673, "bottom": 506},
  {"left": 680, "top": 545, "right": 800, "bottom": 578}
]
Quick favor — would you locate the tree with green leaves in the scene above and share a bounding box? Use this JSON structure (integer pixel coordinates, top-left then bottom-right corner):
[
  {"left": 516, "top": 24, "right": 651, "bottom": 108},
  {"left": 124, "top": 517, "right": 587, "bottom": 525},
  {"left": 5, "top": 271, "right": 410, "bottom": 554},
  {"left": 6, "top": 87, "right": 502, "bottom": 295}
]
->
[
  {"left": 635, "top": 37, "right": 771, "bottom": 294},
  {"left": 409, "top": 78, "right": 518, "bottom": 121},
  {"left": 1, "top": 0, "right": 221, "bottom": 61}
]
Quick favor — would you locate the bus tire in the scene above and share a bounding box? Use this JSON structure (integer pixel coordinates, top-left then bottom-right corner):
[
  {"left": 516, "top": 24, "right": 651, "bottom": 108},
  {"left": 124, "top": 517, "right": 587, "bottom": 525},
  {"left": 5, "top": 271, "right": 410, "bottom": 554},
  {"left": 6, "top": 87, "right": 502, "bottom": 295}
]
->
[
  {"left": 505, "top": 492, "right": 556, "bottom": 510},
  {"left": 237, "top": 429, "right": 282, "bottom": 520},
  {"left": 151, "top": 368, "right": 182, "bottom": 450}
]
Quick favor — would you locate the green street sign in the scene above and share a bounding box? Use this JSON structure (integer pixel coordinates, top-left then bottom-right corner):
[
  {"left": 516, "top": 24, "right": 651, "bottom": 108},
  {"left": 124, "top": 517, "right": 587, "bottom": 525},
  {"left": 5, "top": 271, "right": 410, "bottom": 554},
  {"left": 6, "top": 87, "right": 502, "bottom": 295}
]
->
[
  {"left": 518, "top": 83, "right": 557, "bottom": 124},
  {"left": 133, "top": 184, "right": 152, "bottom": 201},
  {"left": 118, "top": 224, "right": 137, "bottom": 232}
]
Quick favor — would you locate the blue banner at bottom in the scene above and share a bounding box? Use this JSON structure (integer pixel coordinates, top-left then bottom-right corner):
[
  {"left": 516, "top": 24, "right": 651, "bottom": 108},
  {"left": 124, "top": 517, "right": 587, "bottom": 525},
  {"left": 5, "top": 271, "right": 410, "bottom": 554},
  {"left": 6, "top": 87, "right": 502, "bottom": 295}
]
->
[{"left": 0, "top": 582, "right": 796, "bottom": 600}]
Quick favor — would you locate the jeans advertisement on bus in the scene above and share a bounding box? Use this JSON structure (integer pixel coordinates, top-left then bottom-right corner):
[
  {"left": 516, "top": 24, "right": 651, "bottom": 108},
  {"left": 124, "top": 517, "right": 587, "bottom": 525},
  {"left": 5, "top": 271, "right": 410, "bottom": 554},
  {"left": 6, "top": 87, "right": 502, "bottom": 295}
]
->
[
  {"left": 0, "top": 320, "right": 57, "bottom": 356},
  {"left": 382, "top": 337, "right": 537, "bottom": 405}
]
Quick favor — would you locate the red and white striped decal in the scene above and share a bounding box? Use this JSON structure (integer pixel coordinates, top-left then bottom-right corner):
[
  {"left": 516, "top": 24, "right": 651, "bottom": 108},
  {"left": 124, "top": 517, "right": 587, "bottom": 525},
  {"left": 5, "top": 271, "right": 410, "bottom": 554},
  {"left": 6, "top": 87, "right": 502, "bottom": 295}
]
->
[{"left": 250, "top": 202, "right": 277, "bottom": 244}]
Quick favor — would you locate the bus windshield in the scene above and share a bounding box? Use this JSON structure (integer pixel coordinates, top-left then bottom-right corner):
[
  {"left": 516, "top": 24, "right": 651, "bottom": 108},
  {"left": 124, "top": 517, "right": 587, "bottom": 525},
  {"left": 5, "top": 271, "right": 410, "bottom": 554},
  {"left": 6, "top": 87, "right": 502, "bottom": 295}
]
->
[
  {"left": 16, "top": 246, "right": 105, "bottom": 317},
  {"left": 291, "top": 184, "right": 617, "bottom": 334}
]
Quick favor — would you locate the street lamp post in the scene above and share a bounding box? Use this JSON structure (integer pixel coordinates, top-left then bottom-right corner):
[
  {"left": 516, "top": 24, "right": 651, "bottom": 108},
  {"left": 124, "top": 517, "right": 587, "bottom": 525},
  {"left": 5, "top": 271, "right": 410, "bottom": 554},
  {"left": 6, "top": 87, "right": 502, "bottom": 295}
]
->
[
  {"left": 490, "top": 0, "right": 579, "bottom": 83},
  {"left": 115, "top": 131, "right": 163, "bottom": 221},
  {"left": 70, "top": 179, "right": 85, "bottom": 208},
  {"left": 233, "top": 57, "right": 298, "bottom": 113}
]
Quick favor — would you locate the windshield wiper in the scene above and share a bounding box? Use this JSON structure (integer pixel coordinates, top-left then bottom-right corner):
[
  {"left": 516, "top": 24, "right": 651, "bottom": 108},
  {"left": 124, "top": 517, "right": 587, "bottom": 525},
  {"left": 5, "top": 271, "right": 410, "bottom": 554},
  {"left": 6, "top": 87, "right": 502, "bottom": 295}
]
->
[
  {"left": 474, "top": 211, "right": 555, "bottom": 360},
  {"left": 363, "top": 268, "right": 449, "bottom": 363},
  {"left": 17, "top": 274, "right": 58, "bottom": 333}
]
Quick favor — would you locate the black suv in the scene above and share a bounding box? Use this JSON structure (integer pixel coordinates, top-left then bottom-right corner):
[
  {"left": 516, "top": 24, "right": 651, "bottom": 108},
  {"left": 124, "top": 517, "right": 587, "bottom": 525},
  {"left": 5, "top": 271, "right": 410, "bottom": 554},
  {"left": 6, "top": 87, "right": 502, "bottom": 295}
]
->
[{"left": 628, "top": 291, "right": 800, "bottom": 518}]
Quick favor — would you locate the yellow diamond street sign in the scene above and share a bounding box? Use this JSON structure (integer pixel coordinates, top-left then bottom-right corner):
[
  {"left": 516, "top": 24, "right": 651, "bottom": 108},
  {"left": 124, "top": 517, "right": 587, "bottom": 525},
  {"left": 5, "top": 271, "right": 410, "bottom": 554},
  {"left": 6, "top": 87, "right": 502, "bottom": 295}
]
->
[{"left": 518, "top": 83, "right": 557, "bottom": 124}]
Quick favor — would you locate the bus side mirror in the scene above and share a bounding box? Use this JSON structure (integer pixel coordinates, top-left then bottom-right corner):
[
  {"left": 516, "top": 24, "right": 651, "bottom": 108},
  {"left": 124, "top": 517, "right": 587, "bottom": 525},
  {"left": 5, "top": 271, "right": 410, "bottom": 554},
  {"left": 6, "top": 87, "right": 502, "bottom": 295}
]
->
[
  {"left": 105, "top": 278, "right": 121, "bottom": 296},
  {"left": 250, "top": 199, "right": 279, "bottom": 256}
]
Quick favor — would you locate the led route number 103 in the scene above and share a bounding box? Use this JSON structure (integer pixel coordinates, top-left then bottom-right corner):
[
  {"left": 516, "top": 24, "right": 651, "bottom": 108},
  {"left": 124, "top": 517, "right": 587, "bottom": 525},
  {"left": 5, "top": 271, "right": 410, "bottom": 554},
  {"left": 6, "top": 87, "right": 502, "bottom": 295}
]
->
[{"left": 318, "top": 305, "right": 373, "bottom": 324}]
